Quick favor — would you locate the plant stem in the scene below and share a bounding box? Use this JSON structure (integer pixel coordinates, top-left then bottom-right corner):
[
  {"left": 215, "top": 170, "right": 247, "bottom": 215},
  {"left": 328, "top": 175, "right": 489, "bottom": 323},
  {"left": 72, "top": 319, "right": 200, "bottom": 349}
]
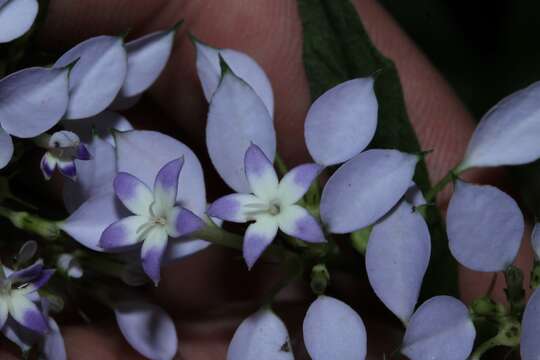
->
[
  {"left": 424, "top": 167, "right": 458, "bottom": 202},
  {"left": 469, "top": 337, "right": 501, "bottom": 360},
  {"left": 0, "top": 206, "right": 60, "bottom": 240}
]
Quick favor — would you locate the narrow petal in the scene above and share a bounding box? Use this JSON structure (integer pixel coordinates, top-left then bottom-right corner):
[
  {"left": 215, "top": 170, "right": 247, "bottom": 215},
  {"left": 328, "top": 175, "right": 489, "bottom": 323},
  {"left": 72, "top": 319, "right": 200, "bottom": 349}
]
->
[
  {"left": 366, "top": 201, "right": 431, "bottom": 323},
  {"left": 153, "top": 157, "right": 184, "bottom": 213},
  {"left": 1, "top": 317, "right": 38, "bottom": 352},
  {"left": 75, "top": 144, "right": 91, "bottom": 160},
  {"left": 167, "top": 207, "right": 205, "bottom": 238},
  {"left": 54, "top": 36, "right": 127, "bottom": 119},
  {"left": 24, "top": 269, "right": 54, "bottom": 293},
  {"left": 278, "top": 163, "right": 323, "bottom": 205},
  {"left": 303, "top": 296, "right": 367, "bottom": 360},
  {"left": 402, "top": 296, "right": 476, "bottom": 360},
  {"left": 522, "top": 288, "right": 540, "bottom": 360},
  {"left": 277, "top": 205, "right": 325, "bottom": 243},
  {"left": 40, "top": 153, "right": 57, "bottom": 180},
  {"left": 8, "top": 261, "right": 43, "bottom": 283},
  {"left": 0, "top": 67, "right": 69, "bottom": 138},
  {"left": 244, "top": 143, "right": 278, "bottom": 201},
  {"left": 0, "top": 0, "right": 38, "bottom": 43},
  {"left": 447, "top": 180, "right": 524, "bottom": 272},
  {"left": 320, "top": 149, "right": 418, "bottom": 234},
  {"left": 227, "top": 309, "right": 294, "bottom": 360},
  {"left": 141, "top": 227, "right": 168, "bottom": 285},
  {"left": 8, "top": 294, "right": 48, "bottom": 334},
  {"left": 57, "top": 159, "right": 77, "bottom": 180},
  {"left": 243, "top": 215, "right": 279, "bottom": 269},
  {"left": 17, "top": 240, "right": 37, "bottom": 265},
  {"left": 206, "top": 70, "right": 276, "bottom": 193},
  {"left": 114, "top": 301, "right": 177, "bottom": 360},
  {"left": 41, "top": 317, "right": 67, "bottom": 360},
  {"left": 99, "top": 215, "right": 148, "bottom": 250},
  {"left": 0, "top": 300, "right": 7, "bottom": 329},
  {"left": 0, "top": 127, "right": 13, "bottom": 169},
  {"left": 114, "top": 173, "right": 153, "bottom": 216},
  {"left": 63, "top": 111, "right": 133, "bottom": 145},
  {"left": 207, "top": 193, "right": 263, "bottom": 223},
  {"left": 305, "top": 78, "right": 378, "bottom": 166}
]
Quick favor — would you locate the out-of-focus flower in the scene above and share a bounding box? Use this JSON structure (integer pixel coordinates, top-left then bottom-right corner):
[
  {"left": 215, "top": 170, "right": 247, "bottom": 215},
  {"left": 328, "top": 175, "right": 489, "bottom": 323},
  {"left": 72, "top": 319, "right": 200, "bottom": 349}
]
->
[
  {"left": 0, "top": 0, "right": 38, "bottom": 43},
  {"left": 38, "top": 131, "right": 91, "bottom": 180},
  {"left": 56, "top": 254, "right": 83, "bottom": 279}
]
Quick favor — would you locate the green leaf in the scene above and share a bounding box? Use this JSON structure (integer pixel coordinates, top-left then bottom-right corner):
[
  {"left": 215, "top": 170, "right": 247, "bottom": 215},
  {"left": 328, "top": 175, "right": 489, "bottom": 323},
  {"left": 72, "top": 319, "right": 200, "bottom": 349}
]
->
[{"left": 297, "top": 0, "right": 457, "bottom": 298}]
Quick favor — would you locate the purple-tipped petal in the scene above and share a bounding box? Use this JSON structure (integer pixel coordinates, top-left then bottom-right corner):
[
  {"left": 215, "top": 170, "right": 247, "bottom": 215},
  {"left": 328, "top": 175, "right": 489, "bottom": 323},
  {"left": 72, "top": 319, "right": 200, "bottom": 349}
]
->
[
  {"left": 0, "top": 0, "right": 38, "bottom": 43},
  {"left": 227, "top": 309, "right": 294, "bottom": 360},
  {"left": 54, "top": 36, "right": 127, "bottom": 119},
  {"left": 277, "top": 205, "right": 326, "bottom": 243},
  {"left": 278, "top": 163, "right": 323, "bottom": 205},
  {"left": 63, "top": 111, "right": 133, "bottom": 145},
  {"left": 99, "top": 215, "right": 147, "bottom": 250},
  {"left": 522, "top": 288, "right": 540, "bottom": 359},
  {"left": 402, "top": 296, "right": 476, "bottom": 360},
  {"left": 40, "top": 153, "right": 56, "bottom": 180},
  {"left": 114, "top": 301, "right": 177, "bottom": 360},
  {"left": 41, "top": 317, "right": 67, "bottom": 360},
  {"left": 9, "top": 295, "right": 48, "bottom": 334},
  {"left": 532, "top": 223, "right": 540, "bottom": 260},
  {"left": 366, "top": 201, "right": 431, "bottom": 323},
  {"left": 206, "top": 70, "right": 276, "bottom": 193},
  {"left": 0, "top": 128, "right": 13, "bottom": 169},
  {"left": 447, "top": 180, "right": 524, "bottom": 272},
  {"left": 75, "top": 144, "right": 91, "bottom": 160},
  {"left": 243, "top": 215, "right": 278, "bottom": 269},
  {"left": 244, "top": 144, "right": 278, "bottom": 201},
  {"left": 207, "top": 193, "right": 262, "bottom": 223},
  {"left": 305, "top": 78, "right": 378, "bottom": 166},
  {"left": 26, "top": 269, "right": 54, "bottom": 292},
  {"left": 60, "top": 193, "right": 127, "bottom": 251},
  {"left": 141, "top": 227, "right": 168, "bottom": 285},
  {"left": 119, "top": 28, "right": 175, "bottom": 98},
  {"left": 57, "top": 159, "right": 77, "bottom": 180},
  {"left": 167, "top": 207, "right": 204, "bottom": 238},
  {"left": 1, "top": 317, "right": 38, "bottom": 352},
  {"left": 0, "top": 67, "right": 69, "bottom": 138},
  {"left": 115, "top": 130, "right": 206, "bottom": 216},
  {"left": 154, "top": 157, "right": 184, "bottom": 211},
  {"left": 114, "top": 173, "right": 153, "bottom": 216},
  {"left": 8, "top": 261, "right": 43, "bottom": 283},
  {"left": 321, "top": 149, "right": 418, "bottom": 234},
  {"left": 461, "top": 81, "right": 540, "bottom": 170},
  {"left": 303, "top": 296, "right": 367, "bottom": 360}
]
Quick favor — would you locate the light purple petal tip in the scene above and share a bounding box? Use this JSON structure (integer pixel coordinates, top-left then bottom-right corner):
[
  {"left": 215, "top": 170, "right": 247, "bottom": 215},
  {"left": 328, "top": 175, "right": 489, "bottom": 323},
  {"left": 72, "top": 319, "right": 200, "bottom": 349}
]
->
[
  {"left": 244, "top": 143, "right": 278, "bottom": 200},
  {"left": 40, "top": 153, "right": 56, "bottom": 180},
  {"left": 278, "top": 163, "right": 323, "bottom": 205},
  {"left": 278, "top": 205, "right": 326, "bottom": 243},
  {"left": 75, "top": 144, "right": 91, "bottom": 160},
  {"left": 57, "top": 160, "right": 77, "bottom": 180},
  {"left": 168, "top": 207, "right": 205, "bottom": 238},
  {"left": 141, "top": 228, "right": 168, "bottom": 285},
  {"left": 207, "top": 193, "right": 260, "bottom": 223},
  {"left": 114, "top": 172, "right": 153, "bottom": 216},
  {"left": 99, "top": 215, "right": 146, "bottom": 250},
  {"left": 154, "top": 157, "right": 184, "bottom": 209},
  {"left": 10, "top": 297, "right": 49, "bottom": 334},
  {"left": 243, "top": 217, "right": 278, "bottom": 269}
]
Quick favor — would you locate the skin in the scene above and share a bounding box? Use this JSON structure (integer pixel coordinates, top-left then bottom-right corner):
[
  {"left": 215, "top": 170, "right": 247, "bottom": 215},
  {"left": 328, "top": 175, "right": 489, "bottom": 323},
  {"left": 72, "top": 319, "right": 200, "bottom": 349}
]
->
[{"left": 0, "top": 0, "right": 532, "bottom": 358}]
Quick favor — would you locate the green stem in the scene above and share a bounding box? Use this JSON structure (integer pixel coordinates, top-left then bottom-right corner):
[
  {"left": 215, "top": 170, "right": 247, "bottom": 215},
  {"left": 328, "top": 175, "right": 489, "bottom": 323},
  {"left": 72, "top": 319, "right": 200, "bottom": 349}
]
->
[
  {"left": 469, "top": 337, "right": 501, "bottom": 360},
  {"left": 424, "top": 167, "right": 458, "bottom": 202},
  {"left": 0, "top": 206, "right": 60, "bottom": 240}
]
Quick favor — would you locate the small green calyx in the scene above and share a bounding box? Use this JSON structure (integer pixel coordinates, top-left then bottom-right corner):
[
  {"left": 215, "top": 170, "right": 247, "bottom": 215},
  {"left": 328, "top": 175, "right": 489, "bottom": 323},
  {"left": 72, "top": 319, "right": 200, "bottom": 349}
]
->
[
  {"left": 310, "top": 263, "right": 330, "bottom": 295},
  {"left": 351, "top": 226, "right": 372, "bottom": 255}
]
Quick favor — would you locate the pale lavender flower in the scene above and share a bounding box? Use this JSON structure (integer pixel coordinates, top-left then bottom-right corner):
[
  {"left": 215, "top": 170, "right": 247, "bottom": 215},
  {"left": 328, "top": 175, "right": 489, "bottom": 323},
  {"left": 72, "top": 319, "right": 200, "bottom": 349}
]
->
[
  {"left": 521, "top": 288, "right": 540, "bottom": 359},
  {"left": 39, "top": 130, "right": 91, "bottom": 181},
  {"left": 208, "top": 143, "right": 325, "bottom": 269},
  {"left": 99, "top": 157, "right": 204, "bottom": 284},
  {"left": 0, "top": 0, "right": 38, "bottom": 43},
  {"left": 56, "top": 254, "right": 83, "bottom": 279}
]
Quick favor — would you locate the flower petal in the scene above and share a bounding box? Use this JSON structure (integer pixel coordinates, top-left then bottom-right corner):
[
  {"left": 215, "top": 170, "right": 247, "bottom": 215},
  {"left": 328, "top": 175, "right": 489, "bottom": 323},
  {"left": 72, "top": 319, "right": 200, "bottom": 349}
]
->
[
  {"left": 532, "top": 223, "right": 540, "bottom": 260},
  {"left": 167, "top": 207, "right": 204, "bottom": 238},
  {"left": 402, "top": 296, "right": 476, "bottom": 360},
  {"left": 75, "top": 144, "right": 91, "bottom": 160},
  {"left": 447, "top": 180, "right": 524, "bottom": 272},
  {"left": 141, "top": 227, "right": 168, "bottom": 285},
  {"left": 48, "top": 130, "right": 79, "bottom": 148},
  {"left": 207, "top": 193, "right": 263, "bottom": 223},
  {"left": 244, "top": 143, "right": 278, "bottom": 201},
  {"left": 303, "top": 296, "right": 367, "bottom": 360},
  {"left": 404, "top": 181, "right": 427, "bottom": 207},
  {"left": 0, "top": 300, "right": 7, "bottom": 329},
  {"left": 8, "top": 294, "right": 48, "bottom": 334},
  {"left": 0, "top": 0, "right": 38, "bottom": 43},
  {"left": 115, "top": 130, "right": 206, "bottom": 216},
  {"left": 119, "top": 28, "right": 176, "bottom": 98},
  {"left": 0, "top": 127, "right": 13, "bottom": 169},
  {"left": 366, "top": 201, "right": 431, "bottom": 323},
  {"left": 278, "top": 163, "right": 323, "bottom": 205},
  {"left": 8, "top": 261, "right": 42, "bottom": 283},
  {"left": 320, "top": 149, "right": 418, "bottom": 234},
  {"left": 41, "top": 317, "right": 67, "bottom": 360},
  {"left": 460, "top": 81, "right": 540, "bottom": 170},
  {"left": 63, "top": 111, "right": 133, "bottom": 145},
  {"left": 100, "top": 215, "right": 147, "bottom": 250},
  {"left": 57, "top": 159, "right": 77, "bottom": 180},
  {"left": 0, "top": 67, "right": 69, "bottom": 138},
  {"left": 114, "top": 172, "right": 153, "bottom": 216},
  {"left": 277, "top": 205, "right": 325, "bottom": 243},
  {"left": 1, "top": 317, "right": 38, "bottom": 352},
  {"left": 227, "top": 309, "right": 294, "bottom": 360},
  {"left": 154, "top": 157, "right": 183, "bottom": 213},
  {"left": 243, "top": 215, "right": 278, "bottom": 269},
  {"left": 522, "top": 288, "right": 540, "bottom": 360},
  {"left": 40, "top": 153, "right": 56, "bottom": 180},
  {"left": 305, "top": 78, "right": 378, "bottom": 166},
  {"left": 114, "top": 301, "right": 177, "bottom": 360},
  {"left": 54, "top": 35, "right": 127, "bottom": 119},
  {"left": 206, "top": 70, "right": 276, "bottom": 193}
]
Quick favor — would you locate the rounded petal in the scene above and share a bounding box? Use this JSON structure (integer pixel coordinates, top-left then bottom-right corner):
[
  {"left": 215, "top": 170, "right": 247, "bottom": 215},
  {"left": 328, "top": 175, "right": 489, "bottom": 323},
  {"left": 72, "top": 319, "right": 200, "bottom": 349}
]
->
[
  {"left": 404, "top": 181, "right": 427, "bottom": 207},
  {"left": 114, "top": 301, "right": 177, "bottom": 360},
  {"left": 278, "top": 163, "right": 323, "bottom": 206},
  {"left": 63, "top": 111, "right": 133, "bottom": 145},
  {"left": 532, "top": 223, "right": 540, "bottom": 260},
  {"left": 99, "top": 215, "right": 147, "bottom": 250},
  {"left": 41, "top": 317, "right": 67, "bottom": 360},
  {"left": 206, "top": 70, "right": 276, "bottom": 193},
  {"left": 521, "top": 288, "right": 540, "bottom": 360},
  {"left": 402, "top": 296, "right": 476, "bottom": 360},
  {"left": 227, "top": 309, "right": 294, "bottom": 360},
  {"left": 461, "top": 81, "right": 540, "bottom": 169},
  {"left": 48, "top": 130, "right": 79, "bottom": 148},
  {"left": 0, "top": 67, "right": 69, "bottom": 138},
  {"left": 305, "top": 78, "right": 378, "bottom": 166},
  {"left": 0, "top": 0, "right": 38, "bottom": 43},
  {"left": 244, "top": 143, "right": 278, "bottom": 201},
  {"left": 243, "top": 215, "right": 279, "bottom": 269},
  {"left": 303, "top": 296, "right": 367, "bottom": 360},
  {"left": 54, "top": 35, "right": 127, "bottom": 119},
  {"left": 0, "top": 127, "right": 13, "bottom": 169},
  {"left": 447, "top": 180, "right": 524, "bottom": 272},
  {"left": 115, "top": 130, "right": 206, "bottom": 216},
  {"left": 366, "top": 201, "right": 431, "bottom": 322},
  {"left": 277, "top": 205, "right": 326, "bottom": 243},
  {"left": 320, "top": 149, "right": 418, "bottom": 234},
  {"left": 114, "top": 173, "right": 153, "bottom": 216},
  {"left": 207, "top": 193, "right": 263, "bottom": 223}
]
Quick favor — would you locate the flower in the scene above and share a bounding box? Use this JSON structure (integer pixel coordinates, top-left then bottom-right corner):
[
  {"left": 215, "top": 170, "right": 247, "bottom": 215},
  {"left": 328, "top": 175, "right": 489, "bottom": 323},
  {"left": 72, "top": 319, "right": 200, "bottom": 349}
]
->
[
  {"left": 39, "top": 130, "right": 91, "bottom": 180},
  {"left": 99, "top": 157, "right": 205, "bottom": 285},
  {"left": 207, "top": 143, "right": 326, "bottom": 269}
]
